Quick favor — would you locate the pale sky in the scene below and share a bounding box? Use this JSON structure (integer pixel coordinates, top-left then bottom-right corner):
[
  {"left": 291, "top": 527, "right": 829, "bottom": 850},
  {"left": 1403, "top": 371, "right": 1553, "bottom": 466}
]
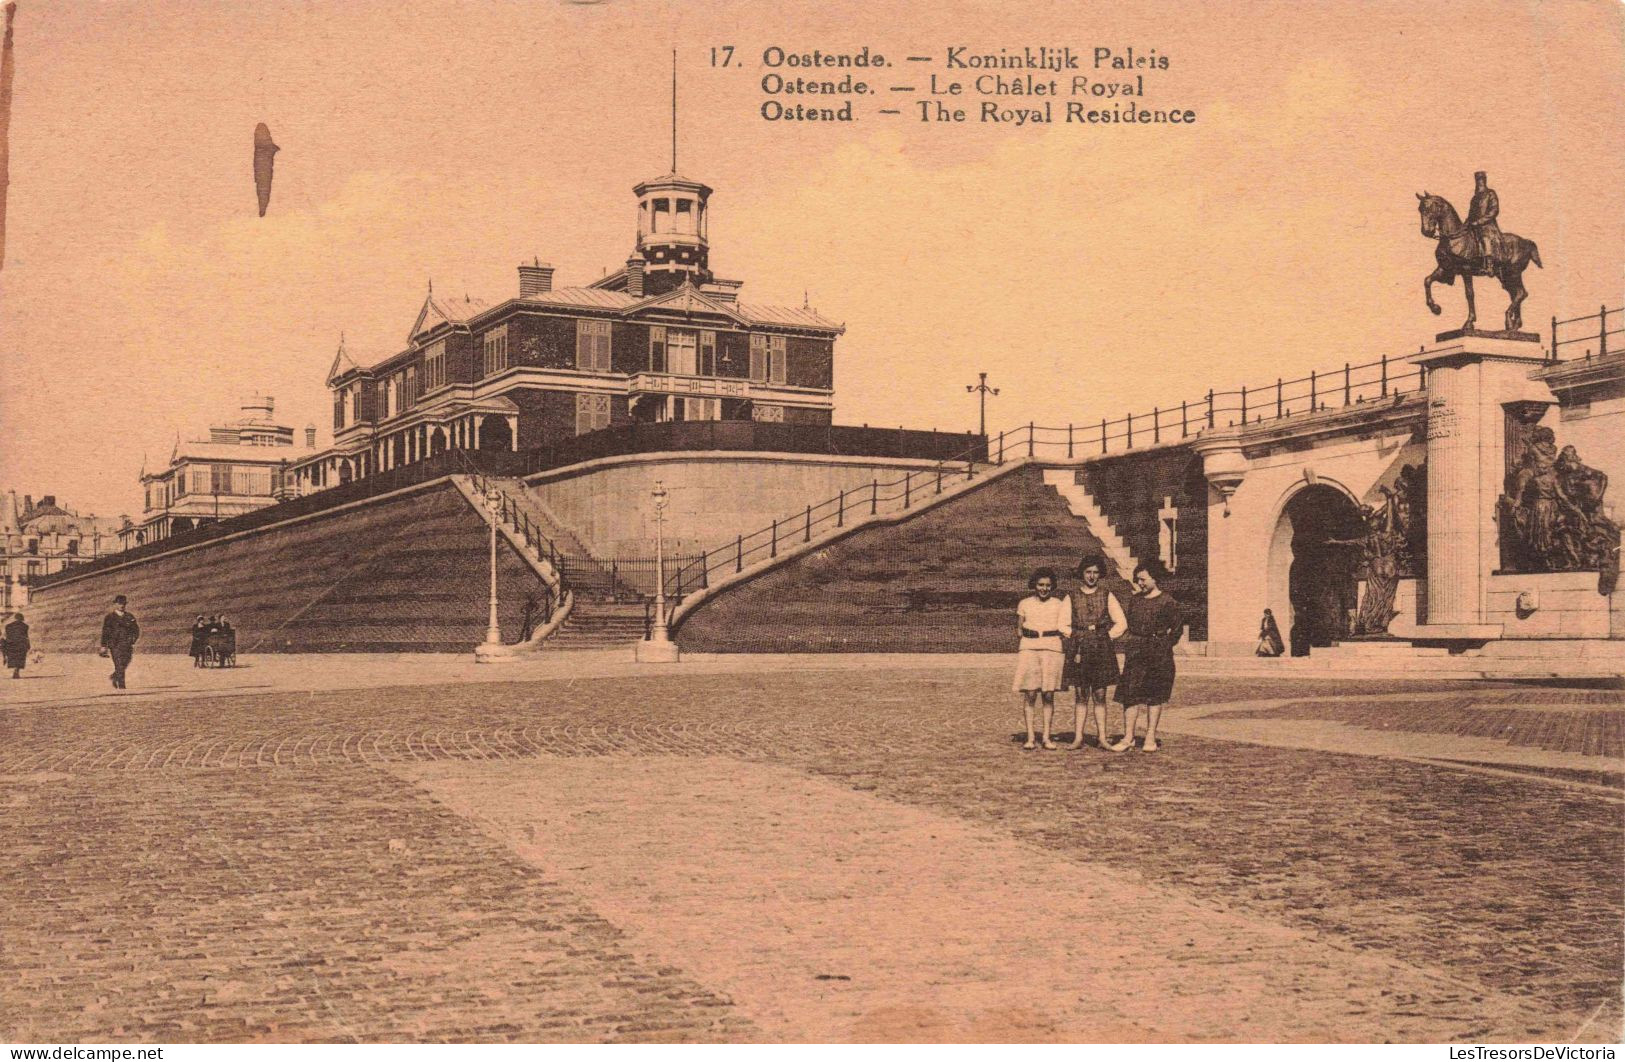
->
[{"left": 1, "top": 0, "right": 1621, "bottom": 519}]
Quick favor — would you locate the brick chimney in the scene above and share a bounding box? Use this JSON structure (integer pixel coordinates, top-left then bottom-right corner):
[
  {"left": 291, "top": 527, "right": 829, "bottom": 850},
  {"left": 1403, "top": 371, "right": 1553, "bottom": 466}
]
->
[
  {"left": 304, "top": 425, "right": 317, "bottom": 448},
  {"left": 518, "top": 259, "right": 554, "bottom": 296},
  {"left": 626, "top": 257, "right": 646, "bottom": 298}
]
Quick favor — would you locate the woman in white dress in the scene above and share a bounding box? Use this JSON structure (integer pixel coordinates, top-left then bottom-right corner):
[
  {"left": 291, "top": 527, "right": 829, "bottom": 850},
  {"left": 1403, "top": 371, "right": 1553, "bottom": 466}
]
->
[{"left": 1014, "top": 567, "right": 1072, "bottom": 750}]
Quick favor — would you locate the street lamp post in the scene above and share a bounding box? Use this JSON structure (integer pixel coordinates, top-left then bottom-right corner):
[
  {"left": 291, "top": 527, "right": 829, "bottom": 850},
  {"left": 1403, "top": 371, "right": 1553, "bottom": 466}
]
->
[
  {"left": 474, "top": 485, "right": 521, "bottom": 664},
  {"left": 483, "top": 488, "right": 503, "bottom": 647},
  {"left": 966, "top": 372, "right": 999, "bottom": 440},
  {"left": 652, "top": 480, "right": 669, "bottom": 640},
  {"left": 636, "top": 479, "right": 680, "bottom": 662}
]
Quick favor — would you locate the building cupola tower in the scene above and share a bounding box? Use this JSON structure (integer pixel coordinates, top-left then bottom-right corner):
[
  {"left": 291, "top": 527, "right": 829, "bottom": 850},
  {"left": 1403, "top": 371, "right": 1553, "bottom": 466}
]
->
[
  {"left": 633, "top": 173, "right": 712, "bottom": 296},
  {"left": 631, "top": 51, "right": 712, "bottom": 297}
]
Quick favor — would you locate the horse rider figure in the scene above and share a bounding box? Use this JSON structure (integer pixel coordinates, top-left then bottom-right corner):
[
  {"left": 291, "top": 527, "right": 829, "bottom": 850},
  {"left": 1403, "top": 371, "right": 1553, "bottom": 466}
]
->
[{"left": 1466, "top": 170, "right": 1501, "bottom": 275}]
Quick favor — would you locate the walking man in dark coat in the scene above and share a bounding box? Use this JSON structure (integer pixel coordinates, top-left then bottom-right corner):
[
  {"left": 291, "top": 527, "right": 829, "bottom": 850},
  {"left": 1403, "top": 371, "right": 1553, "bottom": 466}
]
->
[{"left": 100, "top": 595, "right": 140, "bottom": 689}]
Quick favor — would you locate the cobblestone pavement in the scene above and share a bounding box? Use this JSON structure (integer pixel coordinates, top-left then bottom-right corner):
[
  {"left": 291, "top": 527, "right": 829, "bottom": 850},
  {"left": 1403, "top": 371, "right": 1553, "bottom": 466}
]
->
[{"left": 1, "top": 669, "right": 1620, "bottom": 1042}]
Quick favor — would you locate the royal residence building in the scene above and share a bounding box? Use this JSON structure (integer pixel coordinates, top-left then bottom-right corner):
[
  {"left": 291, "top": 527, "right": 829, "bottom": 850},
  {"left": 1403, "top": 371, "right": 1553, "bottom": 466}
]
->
[
  {"left": 1, "top": 493, "right": 122, "bottom": 610},
  {"left": 290, "top": 167, "right": 842, "bottom": 491},
  {"left": 120, "top": 396, "right": 320, "bottom": 549}
]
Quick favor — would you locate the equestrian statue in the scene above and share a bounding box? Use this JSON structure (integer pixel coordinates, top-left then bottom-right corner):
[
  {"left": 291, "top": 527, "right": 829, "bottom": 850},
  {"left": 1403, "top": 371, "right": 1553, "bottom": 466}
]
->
[{"left": 1417, "top": 171, "right": 1542, "bottom": 334}]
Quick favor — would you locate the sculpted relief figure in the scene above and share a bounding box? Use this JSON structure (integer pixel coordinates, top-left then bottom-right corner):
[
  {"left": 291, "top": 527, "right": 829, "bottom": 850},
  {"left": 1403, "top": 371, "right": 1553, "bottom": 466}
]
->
[
  {"left": 1499, "top": 432, "right": 1621, "bottom": 593},
  {"left": 1417, "top": 171, "right": 1542, "bottom": 333},
  {"left": 1325, "top": 465, "right": 1427, "bottom": 637},
  {"left": 1555, "top": 445, "right": 1621, "bottom": 594}
]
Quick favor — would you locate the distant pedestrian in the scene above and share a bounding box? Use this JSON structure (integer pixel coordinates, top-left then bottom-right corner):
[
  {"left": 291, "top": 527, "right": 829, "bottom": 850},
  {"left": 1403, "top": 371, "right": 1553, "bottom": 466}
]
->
[
  {"left": 189, "top": 615, "right": 210, "bottom": 667},
  {"left": 99, "top": 595, "right": 140, "bottom": 690},
  {"left": 520, "top": 593, "right": 539, "bottom": 642},
  {"left": 217, "top": 616, "right": 236, "bottom": 667},
  {"left": 1064, "top": 554, "right": 1127, "bottom": 749},
  {"left": 1014, "top": 567, "right": 1072, "bottom": 750},
  {"left": 2, "top": 612, "right": 30, "bottom": 679},
  {"left": 1256, "top": 609, "right": 1285, "bottom": 658},
  {"left": 1109, "top": 563, "right": 1184, "bottom": 754}
]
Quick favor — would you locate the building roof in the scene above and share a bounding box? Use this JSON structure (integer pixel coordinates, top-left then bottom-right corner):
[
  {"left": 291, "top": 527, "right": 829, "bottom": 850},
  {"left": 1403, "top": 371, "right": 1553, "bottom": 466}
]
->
[
  {"left": 524, "top": 287, "right": 640, "bottom": 311},
  {"left": 410, "top": 291, "right": 495, "bottom": 341},
  {"left": 525, "top": 283, "right": 843, "bottom": 331},
  {"left": 735, "top": 302, "right": 842, "bottom": 330},
  {"left": 161, "top": 442, "right": 311, "bottom": 467}
]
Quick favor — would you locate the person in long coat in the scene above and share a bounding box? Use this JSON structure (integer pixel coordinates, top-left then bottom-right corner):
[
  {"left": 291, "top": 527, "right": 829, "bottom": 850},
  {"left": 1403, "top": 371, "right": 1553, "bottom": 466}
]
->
[
  {"left": 1109, "top": 562, "right": 1184, "bottom": 753},
  {"left": 1256, "top": 609, "right": 1285, "bottom": 657},
  {"left": 99, "top": 595, "right": 140, "bottom": 690},
  {"left": 189, "top": 615, "right": 210, "bottom": 667},
  {"left": 2, "top": 613, "right": 30, "bottom": 679}
]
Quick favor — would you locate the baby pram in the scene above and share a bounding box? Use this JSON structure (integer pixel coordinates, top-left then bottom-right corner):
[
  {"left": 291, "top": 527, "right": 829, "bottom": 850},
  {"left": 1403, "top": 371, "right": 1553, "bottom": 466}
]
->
[{"left": 204, "top": 627, "right": 237, "bottom": 667}]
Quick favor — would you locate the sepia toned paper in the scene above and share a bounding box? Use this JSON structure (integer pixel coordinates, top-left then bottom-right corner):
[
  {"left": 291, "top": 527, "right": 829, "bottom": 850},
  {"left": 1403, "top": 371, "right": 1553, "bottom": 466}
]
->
[{"left": 0, "top": 0, "right": 1621, "bottom": 1047}]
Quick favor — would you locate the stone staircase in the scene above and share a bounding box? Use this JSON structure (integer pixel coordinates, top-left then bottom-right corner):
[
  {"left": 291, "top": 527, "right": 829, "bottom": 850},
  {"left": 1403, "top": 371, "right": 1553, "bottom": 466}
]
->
[
  {"left": 457, "top": 473, "right": 652, "bottom": 653},
  {"left": 483, "top": 476, "right": 642, "bottom": 602},
  {"left": 1040, "top": 468, "right": 1140, "bottom": 578},
  {"left": 542, "top": 603, "right": 650, "bottom": 651}
]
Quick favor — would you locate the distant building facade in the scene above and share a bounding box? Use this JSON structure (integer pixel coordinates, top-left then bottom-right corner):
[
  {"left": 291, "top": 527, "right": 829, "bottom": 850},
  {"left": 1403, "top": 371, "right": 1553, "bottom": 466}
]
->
[
  {"left": 121, "top": 396, "right": 320, "bottom": 549},
  {"left": 289, "top": 167, "right": 842, "bottom": 491},
  {"left": 1, "top": 493, "right": 122, "bottom": 610}
]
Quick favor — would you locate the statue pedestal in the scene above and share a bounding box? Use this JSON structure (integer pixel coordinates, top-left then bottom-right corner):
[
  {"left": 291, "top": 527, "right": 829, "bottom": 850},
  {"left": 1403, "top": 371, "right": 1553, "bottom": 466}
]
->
[
  {"left": 1434, "top": 327, "right": 1542, "bottom": 346},
  {"left": 1408, "top": 334, "right": 1549, "bottom": 637}
]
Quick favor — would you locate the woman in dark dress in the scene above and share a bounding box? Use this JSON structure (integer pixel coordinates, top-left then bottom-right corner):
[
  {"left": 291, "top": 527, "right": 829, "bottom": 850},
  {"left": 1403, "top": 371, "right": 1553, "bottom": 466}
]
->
[
  {"left": 3, "top": 613, "right": 30, "bottom": 679},
  {"left": 1109, "top": 562, "right": 1184, "bottom": 753},
  {"left": 189, "top": 615, "right": 210, "bottom": 667}
]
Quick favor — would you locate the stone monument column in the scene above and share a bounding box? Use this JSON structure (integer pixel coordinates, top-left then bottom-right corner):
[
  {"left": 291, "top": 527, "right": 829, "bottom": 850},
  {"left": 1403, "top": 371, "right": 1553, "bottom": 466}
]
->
[{"left": 1409, "top": 334, "right": 1550, "bottom": 635}]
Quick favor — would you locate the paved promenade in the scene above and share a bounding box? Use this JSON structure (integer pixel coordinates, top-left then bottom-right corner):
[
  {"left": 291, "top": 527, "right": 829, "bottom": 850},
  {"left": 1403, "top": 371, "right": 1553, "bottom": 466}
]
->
[{"left": 2, "top": 654, "right": 1620, "bottom": 1042}]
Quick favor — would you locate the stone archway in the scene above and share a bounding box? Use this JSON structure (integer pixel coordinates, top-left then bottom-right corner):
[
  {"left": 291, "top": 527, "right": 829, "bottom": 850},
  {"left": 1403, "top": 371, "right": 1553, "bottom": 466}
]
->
[
  {"left": 338, "top": 462, "right": 353, "bottom": 485},
  {"left": 429, "top": 427, "right": 448, "bottom": 455},
  {"left": 1269, "top": 483, "right": 1365, "bottom": 656},
  {"left": 171, "top": 517, "right": 195, "bottom": 534},
  {"left": 478, "top": 414, "right": 512, "bottom": 452}
]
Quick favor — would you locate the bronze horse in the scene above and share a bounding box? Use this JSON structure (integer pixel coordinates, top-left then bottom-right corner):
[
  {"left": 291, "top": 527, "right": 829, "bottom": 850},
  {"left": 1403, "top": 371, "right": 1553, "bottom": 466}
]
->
[{"left": 1417, "top": 192, "right": 1541, "bottom": 333}]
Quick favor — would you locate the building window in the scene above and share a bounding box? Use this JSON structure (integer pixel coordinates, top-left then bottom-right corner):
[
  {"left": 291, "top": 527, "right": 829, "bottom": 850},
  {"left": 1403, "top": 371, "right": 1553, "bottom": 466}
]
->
[
  {"left": 67, "top": 540, "right": 79, "bottom": 556},
  {"left": 752, "top": 402, "right": 785, "bottom": 423},
  {"left": 405, "top": 365, "right": 418, "bottom": 403},
  {"left": 423, "top": 340, "right": 446, "bottom": 392},
  {"left": 211, "top": 463, "right": 233, "bottom": 495},
  {"left": 482, "top": 324, "right": 510, "bottom": 378},
  {"left": 575, "top": 393, "right": 612, "bottom": 435},
  {"left": 667, "top": 329, "right": 698, "bottom": 375},
  {"left": 649, "top": 326, "right": 666, "bottom": 372},
  {"left": 350, "top": 387, "right": 362, "bottom": 423},
  {"left": 333, "top": 391, "right": 345, "bottom": 430},
  {"left": 700, "top": 330, "right": 717, "bottom": 376},
  {"left": 575, "top": 320, "right": 612, "bottom": 372},
  {"left": 652, "top": 198, "right": 670, "bottom": 232},
  {"left": 750, "top": 334, "right": 788, "bottom": 384},
  {"left": 26, "top": 539, "right": 37, "bottom": 555}
]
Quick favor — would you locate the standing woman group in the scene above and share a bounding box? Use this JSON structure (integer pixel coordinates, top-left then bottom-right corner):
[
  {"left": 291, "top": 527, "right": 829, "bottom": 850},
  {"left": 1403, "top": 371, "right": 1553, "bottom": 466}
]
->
[{"left": 1013, "top": 555, "right": 1184, "bottom": 753}]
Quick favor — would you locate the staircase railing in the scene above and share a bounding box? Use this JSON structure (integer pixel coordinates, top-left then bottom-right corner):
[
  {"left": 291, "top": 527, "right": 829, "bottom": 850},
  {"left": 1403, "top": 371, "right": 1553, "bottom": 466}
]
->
[{"left": 456, "top": 453, "right": 572, "bottom": 623}]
